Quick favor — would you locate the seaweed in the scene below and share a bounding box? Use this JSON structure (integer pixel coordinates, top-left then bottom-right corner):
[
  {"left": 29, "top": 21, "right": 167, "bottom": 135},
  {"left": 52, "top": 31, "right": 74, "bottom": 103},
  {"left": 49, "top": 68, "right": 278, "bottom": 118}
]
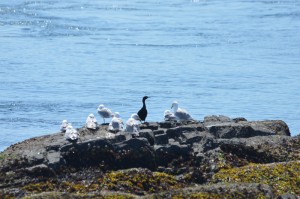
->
[{"left": 213, "top": 161, "right": 300, "bottom": 196}]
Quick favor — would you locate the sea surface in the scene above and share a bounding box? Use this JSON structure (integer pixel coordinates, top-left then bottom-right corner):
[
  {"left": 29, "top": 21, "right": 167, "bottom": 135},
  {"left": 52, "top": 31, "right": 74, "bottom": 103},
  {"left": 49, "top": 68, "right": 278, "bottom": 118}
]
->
[{"left": 1, "top": 0, "right": 300, "bottom": 151}]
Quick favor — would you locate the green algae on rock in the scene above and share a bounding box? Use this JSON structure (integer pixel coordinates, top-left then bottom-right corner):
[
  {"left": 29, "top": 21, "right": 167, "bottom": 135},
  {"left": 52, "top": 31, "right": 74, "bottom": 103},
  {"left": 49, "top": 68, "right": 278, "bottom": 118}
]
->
[
  {"left": 145, "top": 183, "right": 274, "bottom": 199},
  {"left": 212, "top": 161, "right": 300, "bottom": 196},
  {"left": 21, "top": 168, "right": 184, "bottom": 196},
  {"left": 100, "top": 168, "right": 184, "bottom": 195},
  {"left": 22, "top": 191, "right": 136, "bottom": 199}
]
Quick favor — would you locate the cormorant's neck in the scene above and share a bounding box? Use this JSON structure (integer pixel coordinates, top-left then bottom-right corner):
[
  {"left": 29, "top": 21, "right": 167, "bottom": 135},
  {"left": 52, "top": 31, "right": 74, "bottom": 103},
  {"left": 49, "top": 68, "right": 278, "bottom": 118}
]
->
[{"left": 142, "top": 99, "right": 146, "bottom": 107}]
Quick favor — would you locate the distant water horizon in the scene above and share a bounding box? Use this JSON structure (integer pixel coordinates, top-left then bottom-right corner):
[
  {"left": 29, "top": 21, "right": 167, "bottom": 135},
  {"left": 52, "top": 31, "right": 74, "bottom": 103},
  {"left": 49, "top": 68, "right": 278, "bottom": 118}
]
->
[{"left": 1, "top": 0, "right": 300, "bottom": 151}]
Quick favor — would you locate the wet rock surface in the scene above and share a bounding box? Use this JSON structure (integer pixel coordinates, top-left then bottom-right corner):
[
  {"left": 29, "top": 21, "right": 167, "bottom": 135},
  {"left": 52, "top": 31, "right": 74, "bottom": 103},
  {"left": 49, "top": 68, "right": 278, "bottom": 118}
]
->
[{"left": 0, "top": 116, "right": 299, "bottom": 198}]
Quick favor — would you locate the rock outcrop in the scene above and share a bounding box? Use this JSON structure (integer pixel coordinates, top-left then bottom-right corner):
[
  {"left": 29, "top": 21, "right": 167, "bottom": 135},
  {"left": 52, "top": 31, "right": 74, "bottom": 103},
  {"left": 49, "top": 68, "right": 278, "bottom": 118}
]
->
[{"left": 0, "top": 116, "right": 299, "bottom": 198}]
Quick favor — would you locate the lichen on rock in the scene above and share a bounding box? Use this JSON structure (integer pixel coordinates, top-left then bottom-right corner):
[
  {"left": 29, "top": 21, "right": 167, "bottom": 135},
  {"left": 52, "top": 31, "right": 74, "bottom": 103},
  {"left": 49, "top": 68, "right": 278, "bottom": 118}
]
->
[{"left": 212, "top": 161, "right": 300, "bottom": 197}]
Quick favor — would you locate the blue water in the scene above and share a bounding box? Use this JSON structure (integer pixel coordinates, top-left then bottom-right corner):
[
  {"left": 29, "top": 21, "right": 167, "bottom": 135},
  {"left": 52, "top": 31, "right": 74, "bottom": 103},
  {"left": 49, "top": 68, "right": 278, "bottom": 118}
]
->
[{"left": 1, "top": 0, "right": 300, "bottom": 151}]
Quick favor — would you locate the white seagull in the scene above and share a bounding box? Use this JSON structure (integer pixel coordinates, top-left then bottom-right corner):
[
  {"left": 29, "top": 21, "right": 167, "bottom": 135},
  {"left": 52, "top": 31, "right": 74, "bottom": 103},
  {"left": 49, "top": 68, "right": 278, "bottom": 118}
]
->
[
  {"left": 60, "top": 119, "right": 69, "bottom": 132},
  {"left": 125, "top": 114, "right": 141, "bottom": 134},
  {"left": 164, "top": 110, "right": 177, "bottom": 121},
  {"left": 86, "top": 113, "right": 98, "bottom": 130},
  {"left": 97, "top": 104, "right": 114, "bottom": 123},
  {"left": 65, "top": 125, "right": 79, "bottom": 141},
  {"left": 171, "top": 101, "right": 193, "bottom": 121},
  {"left": 108, "top": 112, "right": 124, "bottom": 132}
]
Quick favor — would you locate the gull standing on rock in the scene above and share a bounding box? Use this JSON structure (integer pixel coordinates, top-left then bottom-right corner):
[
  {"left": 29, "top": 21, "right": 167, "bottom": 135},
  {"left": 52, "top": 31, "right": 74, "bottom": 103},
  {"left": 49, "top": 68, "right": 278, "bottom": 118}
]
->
[
  {"left": 125, "top": 114, "right": 141, "bottom": 135},
  {"left": 60, "top": 119, "right": 69, "bottom": 132},
  {"left": 97, "top": 104, "right": 113, "bottom": 124},
  {"left": 109, "top": 112, "right": 124, "bottom": 133},
  {"left": 137, "top": 96, "right": 149, "bottom": 123},
  {"left": 65, "top": 125, "right": 79, "bottom": 141},
  {"left": 86, "top": 113, "right": 98, "bottom": 130},
  {"left": 164, "top": 110, "right": 177, "bottom": 121},
  {"left": 171, "top": 101, "right": 193, "bottom": 121}
]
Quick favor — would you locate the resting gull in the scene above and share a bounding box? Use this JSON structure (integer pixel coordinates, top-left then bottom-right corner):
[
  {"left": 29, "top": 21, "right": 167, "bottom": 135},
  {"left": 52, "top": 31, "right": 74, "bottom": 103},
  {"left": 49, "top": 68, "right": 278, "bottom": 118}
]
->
[
  {"left": 171, "top": 101, "right": 193, "bottom": 121},
  {"left": 125, "top": 114, "right": 141, "bottom": 135},
  {"left": 108, "top": 112, "right": 124, "bottom": 132},
  {"left": 60, "top": 119, "right": 69, "bottom": 132},
  {"left": 65, "top": 125, "right": 79, "bottom": 141},
  {"left": 86, "top": 113, "right": 98, "bottom": 130},
  {"left": 97, "top": 104, "right": 113, "bottom": 123},
  {"left": 164, "top": 110, "right": 177, "bottom": 121},
  {"left": 137, "top": 96, "right": 149, "bottom": 123}
]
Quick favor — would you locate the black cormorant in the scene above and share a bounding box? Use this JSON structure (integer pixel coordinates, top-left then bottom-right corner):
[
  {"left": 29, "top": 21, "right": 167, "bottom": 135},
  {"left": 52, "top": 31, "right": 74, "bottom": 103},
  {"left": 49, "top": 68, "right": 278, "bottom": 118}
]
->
[{"left": 137, "top": 96, "right": 149, "bottom": 122}]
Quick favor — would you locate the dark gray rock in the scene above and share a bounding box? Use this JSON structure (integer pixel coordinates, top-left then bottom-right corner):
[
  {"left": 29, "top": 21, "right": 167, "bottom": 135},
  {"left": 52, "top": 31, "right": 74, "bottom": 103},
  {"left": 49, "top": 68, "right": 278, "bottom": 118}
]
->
[
  {"left": 181, "top": 131, "right": 205, "bottom": 145},
  {"left": 138, "top": 129, "right": 154, "bottom": 145},
  {"left": 153, "top": 129, "right": 165, "bottom": 135},
  {"left": 46, "top": 143, "right": 61, "bottom": 152},
  {"left": 218, "top": 135, "right": 298, "bottom": 163},
  {"left": 277, "top": 193, "right": 298, "bottom": 199},
  {"left": 26, "top": 151, "right": 45, "bottom": 166},
  {"left": 201, "top": 137, "right": 218, "bottom": 152},
  {"left": 166, "top": 128, "right": 181, "bottom": 139},
  {"left": 253, "top": 120, "right": 290, "bottom": 136},
  {"left": 155, "top": 133, "right": 169, "bottom": 145},
  {"left": 110, "top": 134, "right": 127, "bottom": 143},
  {"left": 165, "top": 125, "right": 207, "bottom": 145},
  {"left": 179, "top": 126, "right": 199, "bottom": 133},
  {"left": 206, "top": 123, "right": 273, "bottom": 138},
  {"left": 60, "top": 139, "right": 116, "bottom": 169},
  {"left": 188, "top": 135, "right": 218, "bottom": 155},
  {"left": 59, "top": 137, "right": 157, "bottom": 171},
  {"left": 196, "top": 125, "right": 206, "bottom": 132},
  {"left": 154, "top": 143, "right": 192, "bottom": 167},
  {"left": 159, "top": 121, "right": 180, "bottom": 129},
  {"left": 166, "top": 126, "right": 197, "bottom": 139},
  {"left": 206, "top": 120, "right": 290, "bottom": 139},
  {"left": 24, "top": 164, "right": 56, "bottom": 177},
  {"left": 140, "top": 122, "right": 159, "bottom": 131},
  {"left": 232, "top": 117, "right": 247, "bottom": 123},
  {"left": 46, "top": 151, "right": 62, "bottom": 169},
  {"left": 116, "top": 138, "right": 156, "bottom": 170},
  {"left": 204, "top": 115, "right": 232, "bottom": 124}
]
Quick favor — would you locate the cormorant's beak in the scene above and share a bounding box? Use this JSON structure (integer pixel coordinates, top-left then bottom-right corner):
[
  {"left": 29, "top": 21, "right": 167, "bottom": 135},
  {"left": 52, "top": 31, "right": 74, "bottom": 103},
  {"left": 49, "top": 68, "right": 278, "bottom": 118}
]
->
[{"left": 171, "top": 105, "right": 173, "bottom": 109}]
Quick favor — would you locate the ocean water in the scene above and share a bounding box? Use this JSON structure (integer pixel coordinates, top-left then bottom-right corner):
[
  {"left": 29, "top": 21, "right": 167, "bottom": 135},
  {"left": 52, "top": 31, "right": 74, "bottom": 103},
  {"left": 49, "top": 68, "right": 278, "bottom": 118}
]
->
[{"left": 0, "top": 0, "right": 300, "bottom": 151}]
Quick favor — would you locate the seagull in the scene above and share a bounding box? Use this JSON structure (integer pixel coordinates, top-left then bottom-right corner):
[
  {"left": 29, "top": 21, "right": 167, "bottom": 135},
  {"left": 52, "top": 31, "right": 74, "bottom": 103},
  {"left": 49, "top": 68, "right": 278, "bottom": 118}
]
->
[
  {"left": 171, "top": 101, "right": 193, "bottom": 121},
  {"left": 65, "top": 125, "right": 79, "bottom": 141},
  {"left": 137, "top": 96, "right": 149, "bottom": 123},
  {"left": 108, "top": 112, "right": 124, "bottom": 133},
  {"left": 164, "top": 110, "right": 177, "bottom": 121},
  {"left": 97, "top": 104, "right": 113, "bottom": 124},
  {"left": 126, "top": 114, "right": 141, "bottom": 134},
  {"left": 86, "top": 113, "right": 98, "bottom": 130},
  {"left": 60, "top": 119, "right": 69, "bottom": 132}
]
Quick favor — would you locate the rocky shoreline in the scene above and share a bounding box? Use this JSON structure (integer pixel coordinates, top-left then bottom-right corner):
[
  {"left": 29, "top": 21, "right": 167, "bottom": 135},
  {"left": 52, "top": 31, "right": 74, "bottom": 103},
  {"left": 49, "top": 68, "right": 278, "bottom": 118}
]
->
[{"left": 0, "top": 115, "right": 299, "bottom": 198}]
